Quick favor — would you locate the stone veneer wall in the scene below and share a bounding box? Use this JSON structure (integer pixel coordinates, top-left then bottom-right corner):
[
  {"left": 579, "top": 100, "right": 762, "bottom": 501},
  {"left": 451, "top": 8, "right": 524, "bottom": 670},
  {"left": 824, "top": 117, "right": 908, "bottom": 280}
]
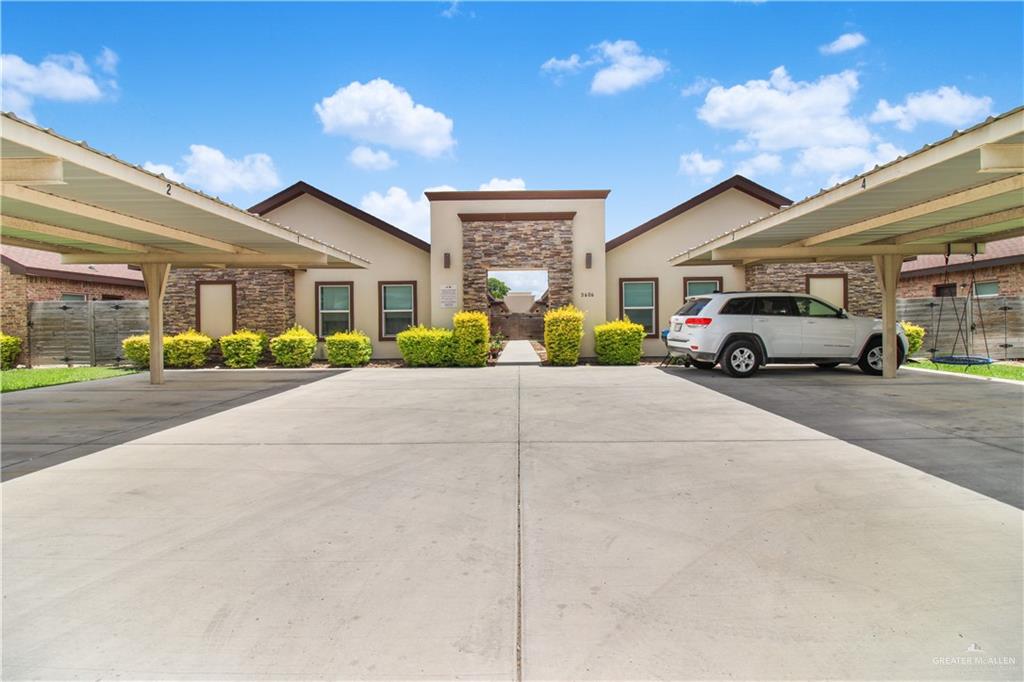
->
[
  {"left": 897, "top": 262, "right": 1024, "bottom": 298},
  {"left": 745, "top": 261, "right": 881, "bottom": 317},
  {"left": 462, "top": 218, "right": 574, "bottom": 313},
  {"left": 164, "top": 268, "right": 295, "bottom": 336}
]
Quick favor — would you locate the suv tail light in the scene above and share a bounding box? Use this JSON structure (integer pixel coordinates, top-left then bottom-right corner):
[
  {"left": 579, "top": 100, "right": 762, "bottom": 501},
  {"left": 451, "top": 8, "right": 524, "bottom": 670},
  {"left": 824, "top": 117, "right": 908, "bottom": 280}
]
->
[{"left": 685, "top": 317, "right": 713, "bottom": 328}]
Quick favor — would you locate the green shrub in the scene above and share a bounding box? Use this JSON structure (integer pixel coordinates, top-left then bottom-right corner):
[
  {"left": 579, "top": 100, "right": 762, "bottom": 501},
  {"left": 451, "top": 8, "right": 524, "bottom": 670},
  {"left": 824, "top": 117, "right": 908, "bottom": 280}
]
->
[
  {"left": 121, "top": 334, "right": 171, "bottom": 367},
  {"left": 325, "top": 330, "right": 373, "bottom": 367},
  {"left": 594, "top": 319, "right": 646, "bottom": 365},
  {"left": 219, "top": 330, "right": 265, "bottom": 368},
  {"left": 900, "top": 320, "right": 926, "bottom": 356},
  {"left": 165, "top": 329, "right": 214, "bottom": 368},
  {"left": 0, "top": 333, "right": 22, "bottom": 370},
  {"left": 396, "top": 326, "right": 454, "bottom": 367},
  {"left": 270, "top": 325, "right": 317, "bottom": 367},
  {"left": 452, "top": 311, "right": 490, "bottom": 367},
  {"left": 544, "top": 304, "right": 585, "bottom": 366}
]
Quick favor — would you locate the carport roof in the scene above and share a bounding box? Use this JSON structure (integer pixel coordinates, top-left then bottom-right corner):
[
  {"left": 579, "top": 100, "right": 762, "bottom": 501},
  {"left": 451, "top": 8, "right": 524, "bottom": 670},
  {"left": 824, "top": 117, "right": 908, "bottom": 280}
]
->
[
  {"left": 670, "top": 106, "right": 1024, "bottom": 265},
  {"left": 0, "top": 113, "right": 371, "bottom": 269}
]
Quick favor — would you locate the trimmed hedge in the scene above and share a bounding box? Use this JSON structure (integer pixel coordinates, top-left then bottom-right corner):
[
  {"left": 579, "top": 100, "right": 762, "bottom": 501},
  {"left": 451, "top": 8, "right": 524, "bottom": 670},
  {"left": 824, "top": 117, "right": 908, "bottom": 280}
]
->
[
  {"left": 326, "top": 330, "right": 373, "bottom": 367},
  {"left": 1, "top": 333, "right": 22, "bottom": 370},
  {"left": 165, "top": 329, "right": 214, "bottom": 368},
  {"left": 270, "top": 325, "right": 317, "bottom": 367},
  {"left": 900, "top": 320, "right": 926, "bottom": 356},
  {"left": 396, "top": 326, "right": 454, "bottom": 367},
  {"left": 594, "top": 319, "right": 645, "bottom": 365},
  {"left": 544, "top": 304, "right": 585, "bottom": 366},
  {"left": 122, "top": 334, "right": 170, "bottom": 368},
  {"left": 452, "top": 311, "right": 490, "bottom": 367},
  {"left": 219, "top": 330, "right": 265, "bottom": 368}
]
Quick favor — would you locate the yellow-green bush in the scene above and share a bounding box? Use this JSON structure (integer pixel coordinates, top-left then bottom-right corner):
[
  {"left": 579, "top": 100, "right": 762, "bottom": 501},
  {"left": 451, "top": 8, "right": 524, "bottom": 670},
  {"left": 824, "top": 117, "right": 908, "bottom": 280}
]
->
[
  {"left": 900, "top": 320, "right": 926, "bottom": 356},
  {"left": 325, "top": 330, "right": 373, "bottom": 367},
  {"left": 396, "top": 326, "right": 454, "bottom": 367},
  {"left": 544, "top": 304, "right": 585, "bottom": 366},
  {"left": 121, "top": 334, "right": 171, "bottom": 367},
  {"left": 219, "top": 330, "right": 265, "bottom": 368},
  {"left": 452, "top": 311, "right": 490, "bottom": 367},
  {"left": 0, "top": 333, "right": 22, "bottom": 370},
  {"left": 594, "top": 319, "right": 646, "bottom": 365},
  {"left": 165, "top": 329, "right": 214, "bottom": 368},
  {"left": 270, "top": 325, "right": 317, "bottom": 367}
]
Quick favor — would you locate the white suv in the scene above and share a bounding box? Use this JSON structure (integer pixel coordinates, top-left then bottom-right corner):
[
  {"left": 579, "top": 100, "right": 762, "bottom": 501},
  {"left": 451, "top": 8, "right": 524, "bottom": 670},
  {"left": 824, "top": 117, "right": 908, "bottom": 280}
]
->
[{"left": 666, "top": 292, "right": 908, "bottom": 378}]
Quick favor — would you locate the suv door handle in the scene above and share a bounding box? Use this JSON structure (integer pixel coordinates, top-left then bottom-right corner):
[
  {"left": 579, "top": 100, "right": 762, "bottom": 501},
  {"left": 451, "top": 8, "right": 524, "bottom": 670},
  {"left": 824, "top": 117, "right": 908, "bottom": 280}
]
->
[
  {"left": 806, "top": 320, "right": 816, "bottom": 325},
  {"left": 754, "top": 317, "right": 767, "bottom": 322}
]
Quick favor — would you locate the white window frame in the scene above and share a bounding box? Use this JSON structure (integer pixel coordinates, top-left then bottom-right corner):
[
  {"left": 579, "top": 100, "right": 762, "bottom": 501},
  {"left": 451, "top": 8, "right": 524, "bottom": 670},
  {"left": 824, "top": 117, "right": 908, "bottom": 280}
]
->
[
  {"left": 317, "top": 283, "right": 352, "bottom": 338},
  {"left": 621, "top": 279, "right": 658, "bottom": 337},
  {"left": 380, "top": 282, "right": 416, "bottom": 340},
  {"left": 60, "top": 293, "right": 86, "bottom": 302},
  {"left": 684, "top": 278, "right": 722, "bottom": 298},
  {"left": 973, "top": 280, "right": 999, "bottom": 298}
]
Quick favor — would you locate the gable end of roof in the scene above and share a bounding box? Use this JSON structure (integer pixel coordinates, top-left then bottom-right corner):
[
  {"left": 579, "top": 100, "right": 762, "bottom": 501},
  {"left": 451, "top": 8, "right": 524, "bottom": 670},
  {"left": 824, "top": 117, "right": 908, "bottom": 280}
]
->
[
  {"left": 605, "top": 175, "right": 790, "bottom": 251},
  {"left": 249, "top": 181, "right": 430, "bottom": 252}
]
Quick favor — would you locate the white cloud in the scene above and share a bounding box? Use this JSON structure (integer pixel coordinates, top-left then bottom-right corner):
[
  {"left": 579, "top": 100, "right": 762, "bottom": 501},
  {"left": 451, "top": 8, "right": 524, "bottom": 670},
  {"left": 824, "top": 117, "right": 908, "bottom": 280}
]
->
[
  {"left": 795, "top": 142, "right": 906, "bottom": 186},
  {"left": 735, "top": 153, "right": 782, "bottom": 179},
  {"left": 678, "top": 151, "right": 724, "bottom": 178},
  {"left": 590, "top": 40, "right": 668, "bottom": 95},
  {"left": 315, "top": 78, "right": 455, "bottom": 157},
  {"left": 143, "top": 144, "right": 280, "bottom": 195},
  {"left": 478, "top": 177, "right": 526, "bottom": 190},
  {"left": 441, "top": 1, "right": 460, "bottom": 18},
  {"left": 698, "top": 66, "right": 870, "bottom": 151},
  {"left": 348, "top": 145, "right": 396, "bottom": 171},
  {"left": 870, "top": 86, "right": 993, "bottom": 131},
  {"left": 95, "top": 47, "right": 119, "bottom": 75},
  {"left": 681, "top": 76, "right": 717, "bottom": 97},
  {"left": 488, "top": 270, "right": 549, "bottom": 298},
  {"left": 819, "top": 32, "right": 867, "bottom": 55},
  {"left": 541, "top": 54, "right": 585, "bottom": 76},
  {"left": 1, "top": 51, "right": 110, "bottom": 121}
]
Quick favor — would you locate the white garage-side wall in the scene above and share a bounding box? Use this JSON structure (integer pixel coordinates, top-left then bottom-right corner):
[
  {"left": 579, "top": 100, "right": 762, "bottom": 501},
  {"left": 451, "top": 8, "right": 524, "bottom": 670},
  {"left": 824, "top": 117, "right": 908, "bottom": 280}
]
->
[
  {"left": 257, "top": 188, "right": 431, "bottom": 359},
  {"left": 606, "top": 178, "right": 789, "bottom": 357}
]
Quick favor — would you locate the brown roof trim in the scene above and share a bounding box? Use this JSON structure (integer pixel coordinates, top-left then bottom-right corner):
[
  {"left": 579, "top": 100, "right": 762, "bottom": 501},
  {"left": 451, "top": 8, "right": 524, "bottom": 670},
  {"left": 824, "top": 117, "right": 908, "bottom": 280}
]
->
[
  {"left": 458, "top": 212, "right": 576, "bottom": 222},
  {"left": 248, "top": 181, "right": 430, "bottom": 252},
  {"left": 1, "top": 255, "right": 145, "bottom": 287},
  {"left": 426, "top": 189, "right": 611, "bottom": 201},
  {"left": 900, "top": 254, "right": 1024, "bottom": 278},
  {"left": 605, "top": 175, "right": 791, "bottom": 252}
]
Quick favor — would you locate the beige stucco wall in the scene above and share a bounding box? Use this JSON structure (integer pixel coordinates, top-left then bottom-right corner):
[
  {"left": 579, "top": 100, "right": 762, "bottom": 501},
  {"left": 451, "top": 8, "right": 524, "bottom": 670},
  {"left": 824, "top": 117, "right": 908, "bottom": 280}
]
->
[
  {"left": 606, "top": 188, "right": 779, "bottom": 356},
  {"left": 262, "top": 193, "right": 431, "bottom": 359},
  {"left": 429, "top": 195, "right": 608, "bottom": 357}
]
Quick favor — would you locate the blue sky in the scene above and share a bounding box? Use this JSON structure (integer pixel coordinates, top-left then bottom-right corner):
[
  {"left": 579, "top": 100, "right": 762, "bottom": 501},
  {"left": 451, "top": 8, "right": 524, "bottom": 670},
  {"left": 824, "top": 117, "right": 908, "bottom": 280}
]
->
[{"left": 3, "top": 1, "right": 1022, "bottom": 245}]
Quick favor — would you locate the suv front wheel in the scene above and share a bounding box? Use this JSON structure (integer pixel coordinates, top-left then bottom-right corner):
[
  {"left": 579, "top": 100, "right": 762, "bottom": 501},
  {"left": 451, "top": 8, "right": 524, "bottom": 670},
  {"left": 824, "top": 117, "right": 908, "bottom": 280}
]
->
[
  {"left": 721, "top": 339, "right": 761, "bottom": 378},
  {"left": 858, "top": 338, "right": 905, "bottom": 375}
]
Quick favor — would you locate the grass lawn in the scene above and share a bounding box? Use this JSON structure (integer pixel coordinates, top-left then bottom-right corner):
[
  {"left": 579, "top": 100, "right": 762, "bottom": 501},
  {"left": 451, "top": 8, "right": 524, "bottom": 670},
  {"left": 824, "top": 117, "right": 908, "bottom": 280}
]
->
[
  {"left": 1, "top": 367, "right": 138, "bottom": 393},
  {"left": 907, "top": 359, "right": 1024, "bottom": 382}
]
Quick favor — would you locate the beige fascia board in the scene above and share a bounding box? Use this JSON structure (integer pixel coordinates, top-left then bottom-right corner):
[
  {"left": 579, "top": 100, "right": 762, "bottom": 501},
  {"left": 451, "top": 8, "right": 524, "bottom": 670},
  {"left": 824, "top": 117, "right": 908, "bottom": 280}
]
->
[
  {"left": 1, "top": 157, "right": 64, "bottom": 184},
  {"left": 60, "top": 252, "right": 361, "bottom": 268},
  {"left": 881, "top": 206, "right": 1024, "bottom": 244},
  {"left": 711, "top": 243, "right": 985, "bottom": 260},
  {"left": 0, "top": 215, "right": 156, "bottom": 252},
  {"left": 980, "top": 143, "right": 1024, "bottom": 172}
]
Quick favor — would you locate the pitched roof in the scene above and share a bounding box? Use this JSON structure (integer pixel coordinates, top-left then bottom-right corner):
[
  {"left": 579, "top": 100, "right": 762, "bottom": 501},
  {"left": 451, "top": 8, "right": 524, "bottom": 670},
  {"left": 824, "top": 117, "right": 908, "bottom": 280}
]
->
[
  {"left": 605, "top": 175, "right": 791, "bottom": 251},
  {"left": 1, "top": 245, "right": 144, "bottom": 287},
  {"left": 901, "top": 236, "right": 1024, "bottom": 276},
  {"left": 249, "top": 181, "right": 430, "bottom": 252}
]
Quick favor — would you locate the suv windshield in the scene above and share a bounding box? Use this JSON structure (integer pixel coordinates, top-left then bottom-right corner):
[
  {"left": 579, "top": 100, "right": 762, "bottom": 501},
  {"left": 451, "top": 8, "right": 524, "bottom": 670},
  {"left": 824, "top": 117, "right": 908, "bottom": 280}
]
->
[{"left": 675, "top": 298, "right": 711, "bottom": 316}]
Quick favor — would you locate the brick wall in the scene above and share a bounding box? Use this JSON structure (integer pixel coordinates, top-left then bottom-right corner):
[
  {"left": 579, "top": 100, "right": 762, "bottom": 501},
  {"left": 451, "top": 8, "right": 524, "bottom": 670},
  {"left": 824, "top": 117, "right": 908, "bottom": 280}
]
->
[
  {"left": 1, "top": 262, "right": 28, "bottom": 342},
  {"left": 164, "top": 268, "right": 295, "bottom": 335},
  {"left": 898, "top": 262, "right": 1024, "bottom": 298},
  {"left": 745, "top": 261, "right": 881, "bottom": 317},
  {"left": 25, "top": 277, "right": 145, "bottom": 303},
  {"left": 462, "top": 218, "right": 574, "bottom": 313}
]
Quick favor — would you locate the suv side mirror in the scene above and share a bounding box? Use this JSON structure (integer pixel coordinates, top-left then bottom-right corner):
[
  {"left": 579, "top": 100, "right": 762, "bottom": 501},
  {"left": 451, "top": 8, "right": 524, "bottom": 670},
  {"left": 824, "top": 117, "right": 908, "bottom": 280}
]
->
[{"left": 837, "top": 308, "right": 849, "bottom": 319}]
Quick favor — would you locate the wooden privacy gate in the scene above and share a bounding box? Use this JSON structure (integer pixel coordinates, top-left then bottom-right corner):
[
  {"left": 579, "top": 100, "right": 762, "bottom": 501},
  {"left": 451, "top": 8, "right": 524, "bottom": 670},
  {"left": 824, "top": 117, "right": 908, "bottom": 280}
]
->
[
  {"left": 27, "top": 300, "right": 149, "bottom": 366},
  {"left": 896, "top": 296, "right": 1023, "bottom": 360}
]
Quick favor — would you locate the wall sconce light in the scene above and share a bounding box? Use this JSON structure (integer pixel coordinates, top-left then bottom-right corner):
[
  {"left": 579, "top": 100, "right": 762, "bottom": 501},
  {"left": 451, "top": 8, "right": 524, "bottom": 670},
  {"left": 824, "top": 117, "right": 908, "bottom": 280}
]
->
[
  {"left": 585, "top": 252, "right": 593, "bottom": 269},
  {"left": 444, "top": 252, "right": 451, "bottom": 269}
]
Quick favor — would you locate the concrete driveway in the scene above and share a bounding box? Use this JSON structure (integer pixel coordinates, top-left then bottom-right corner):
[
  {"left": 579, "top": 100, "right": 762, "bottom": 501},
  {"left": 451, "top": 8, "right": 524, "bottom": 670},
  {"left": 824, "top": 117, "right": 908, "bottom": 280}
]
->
[{"left": 3, "top": 367, "right": 1021, "bottom": 680}]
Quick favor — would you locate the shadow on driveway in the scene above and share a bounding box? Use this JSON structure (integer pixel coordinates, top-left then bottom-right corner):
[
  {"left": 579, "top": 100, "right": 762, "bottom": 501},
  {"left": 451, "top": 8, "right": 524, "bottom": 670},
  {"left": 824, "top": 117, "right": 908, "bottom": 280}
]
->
[
  {"left": 661, "top": 364, "right": 1024, "bottom": 509},
  {"left": 1, "top": 369, "right": 344, "bottom": 480}
]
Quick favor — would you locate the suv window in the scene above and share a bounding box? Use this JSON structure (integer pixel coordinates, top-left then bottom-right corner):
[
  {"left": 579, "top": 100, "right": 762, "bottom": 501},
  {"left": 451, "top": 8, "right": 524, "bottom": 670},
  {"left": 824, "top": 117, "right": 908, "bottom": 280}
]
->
[
  {"left": 754, "top": 297, "right": 798, "bottom": 316},
  {"left": 675, "top": 298, "right": 710, "bottom": 316},
  {"left": 795, "top": 297, "right": 840, "bottom": 318},
  {"left": 719, "top": 297, "right": 755, "bottom": 315}
]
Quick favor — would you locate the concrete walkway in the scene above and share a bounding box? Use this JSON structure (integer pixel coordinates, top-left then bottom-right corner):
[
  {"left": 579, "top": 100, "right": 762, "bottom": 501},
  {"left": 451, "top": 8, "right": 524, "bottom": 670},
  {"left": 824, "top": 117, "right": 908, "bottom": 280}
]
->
[
  {"left": 495, "top": 339, "right": 541, "bottom": 365},
  {"left": 2, "top": 367, "right": 1021, "bottom": 680}
]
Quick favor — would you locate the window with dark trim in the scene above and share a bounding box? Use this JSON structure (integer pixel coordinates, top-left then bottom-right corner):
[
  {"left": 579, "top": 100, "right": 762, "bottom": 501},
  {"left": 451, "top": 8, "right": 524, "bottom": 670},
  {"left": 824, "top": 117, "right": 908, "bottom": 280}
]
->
[
  {"left": 933, "top": 283, "right": 957, "bottom": 297},
  {"left": 379, "top": 282, "right": 416, "bottom": 340},
  {"left": 316, "top": 282, "right": 352, "bottom": 337},
  {"left": 621, "top": 279, "right": 658, "bottom": 336}
]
